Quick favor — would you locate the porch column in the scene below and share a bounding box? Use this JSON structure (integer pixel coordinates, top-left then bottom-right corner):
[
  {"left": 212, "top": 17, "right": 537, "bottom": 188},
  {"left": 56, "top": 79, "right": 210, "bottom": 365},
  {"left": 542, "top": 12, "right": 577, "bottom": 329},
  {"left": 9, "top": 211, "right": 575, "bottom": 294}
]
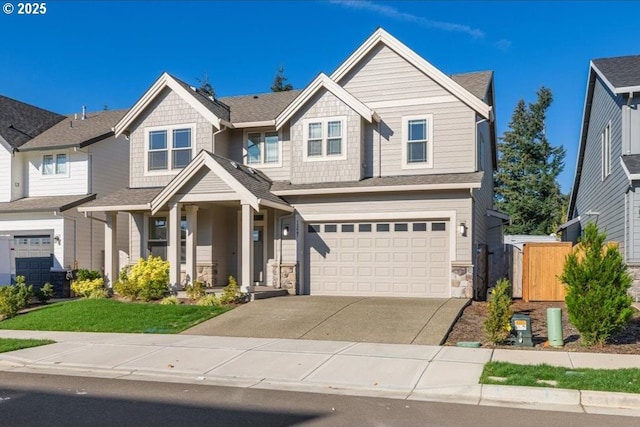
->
[
  {"left": 241, "top": 202, "right": 254, "bottom": 293},
  {"left": 168, "top": 202, "right": 181, "bottom": 289},
  {"left": 185, "top": 205, "right": 198, "bottom": 286},
  {"left": 104, "top": 212, "right": 118, "bottom": 288},
  {"left": 130, "top": 212, "right": 146, "bottom": 263}
]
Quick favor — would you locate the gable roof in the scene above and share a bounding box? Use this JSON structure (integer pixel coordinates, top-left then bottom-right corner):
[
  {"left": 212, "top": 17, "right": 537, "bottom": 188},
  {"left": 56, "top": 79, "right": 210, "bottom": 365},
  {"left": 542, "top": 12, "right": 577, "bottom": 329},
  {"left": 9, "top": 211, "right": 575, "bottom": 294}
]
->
[
  {"left": 219, "top": 90, "right": 301, "bottom": 126},
  {"left": 592, "top": 55, "right": 640, "bottom": 93},
  {"left": 450, "top": 71, "right": 493, "bottom": 101},
  {"left": 114, "top": 72, "right": 231, "bottom": 137},
  {"left": 330, "top": 28, "right": 492, "bottom": 120},
  {"left": 0, "top": 95, "right": 65, "bottom": 150},
  {"left": 275, "top": 73, "right": 379, "bottom": 129},
  {"left": 19, "top": 109, "right": 128, "bottom": 151},
  {"left": 151, "top": 150, "right": 291, "bottom": 214}
]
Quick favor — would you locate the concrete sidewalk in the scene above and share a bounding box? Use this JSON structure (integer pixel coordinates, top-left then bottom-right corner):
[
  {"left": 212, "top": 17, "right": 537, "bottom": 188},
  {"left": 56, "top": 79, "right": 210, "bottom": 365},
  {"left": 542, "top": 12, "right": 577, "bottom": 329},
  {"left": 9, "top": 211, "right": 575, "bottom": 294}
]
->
[{"left": 0, "top": 330, "right": 639, "bottom": 417}]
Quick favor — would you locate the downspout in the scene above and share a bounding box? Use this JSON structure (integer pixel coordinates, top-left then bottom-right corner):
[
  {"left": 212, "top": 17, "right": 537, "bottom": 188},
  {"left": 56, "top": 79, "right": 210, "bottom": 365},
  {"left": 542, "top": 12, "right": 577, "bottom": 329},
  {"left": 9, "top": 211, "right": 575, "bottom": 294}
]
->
[
  {"left": 212, "top": 125, "right": 228, "bottom": 154},
  {"left": 278, "top": 213, "right": 294, "bottom": 289}
]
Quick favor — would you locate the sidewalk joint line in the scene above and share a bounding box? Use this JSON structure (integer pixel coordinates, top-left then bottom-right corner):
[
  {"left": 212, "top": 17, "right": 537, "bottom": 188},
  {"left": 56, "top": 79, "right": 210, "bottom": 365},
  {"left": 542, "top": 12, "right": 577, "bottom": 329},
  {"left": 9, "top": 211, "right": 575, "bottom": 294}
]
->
[{"left": 298, "top": 297, "right": 368, "bottom": 339}]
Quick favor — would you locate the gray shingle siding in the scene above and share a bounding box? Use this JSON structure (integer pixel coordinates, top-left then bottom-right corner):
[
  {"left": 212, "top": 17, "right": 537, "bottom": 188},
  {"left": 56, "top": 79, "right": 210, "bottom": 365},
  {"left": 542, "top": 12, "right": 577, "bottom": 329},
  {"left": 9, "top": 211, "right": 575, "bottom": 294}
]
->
[{"left": 574, "top": 77, "right": 627, "bottom": 254}]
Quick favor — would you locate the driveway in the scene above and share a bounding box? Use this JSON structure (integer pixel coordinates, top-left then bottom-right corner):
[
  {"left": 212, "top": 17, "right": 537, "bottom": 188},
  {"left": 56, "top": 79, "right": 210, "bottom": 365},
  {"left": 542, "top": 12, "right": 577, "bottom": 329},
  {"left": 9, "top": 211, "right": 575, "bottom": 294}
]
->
[{"left": 182, "top": 296, "right": 469, "bottom": 345}]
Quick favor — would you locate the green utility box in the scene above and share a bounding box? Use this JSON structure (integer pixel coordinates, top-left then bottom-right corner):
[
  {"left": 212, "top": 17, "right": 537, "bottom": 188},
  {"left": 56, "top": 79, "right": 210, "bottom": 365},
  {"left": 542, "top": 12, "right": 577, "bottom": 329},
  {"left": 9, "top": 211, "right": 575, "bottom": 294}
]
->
[{"left": 510, "top": 314, "right": 534, "bottom": 347}]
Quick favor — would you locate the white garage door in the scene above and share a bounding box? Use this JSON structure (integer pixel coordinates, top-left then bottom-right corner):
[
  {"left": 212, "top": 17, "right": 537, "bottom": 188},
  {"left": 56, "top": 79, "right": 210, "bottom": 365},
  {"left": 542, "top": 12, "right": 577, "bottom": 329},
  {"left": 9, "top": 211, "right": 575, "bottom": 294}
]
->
[{"left": 306, "top": 220, "right": 450, "bottom": 297}]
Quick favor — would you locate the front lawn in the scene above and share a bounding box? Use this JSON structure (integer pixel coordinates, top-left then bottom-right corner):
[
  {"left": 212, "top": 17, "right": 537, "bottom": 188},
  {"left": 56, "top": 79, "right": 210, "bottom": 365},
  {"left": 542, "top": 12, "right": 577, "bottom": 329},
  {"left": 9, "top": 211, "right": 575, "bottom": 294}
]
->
[
  {"left": 481, "top": 361, "right": 640, "bottom": 394},
  {"left": 0, "top": 338, "right": 55, "bottom": 353},
  {"left": 0, "top": 299, "right": 231, "bottom": 334}
]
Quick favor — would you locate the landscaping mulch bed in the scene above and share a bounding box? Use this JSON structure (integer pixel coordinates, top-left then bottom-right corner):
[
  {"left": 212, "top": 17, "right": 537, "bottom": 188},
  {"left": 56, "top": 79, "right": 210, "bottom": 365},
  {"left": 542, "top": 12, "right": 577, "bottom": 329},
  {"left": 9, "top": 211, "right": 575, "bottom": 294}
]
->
[{"left": 444, "top": 300, "right": 640, "bottom": 354}]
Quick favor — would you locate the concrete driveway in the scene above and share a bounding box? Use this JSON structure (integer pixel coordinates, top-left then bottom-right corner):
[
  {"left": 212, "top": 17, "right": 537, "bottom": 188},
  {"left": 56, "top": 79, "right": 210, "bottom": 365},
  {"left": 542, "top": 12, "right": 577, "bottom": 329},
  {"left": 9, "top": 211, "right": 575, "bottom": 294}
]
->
[{"left": 182, "top": 296, "right": 469, "bottom": 345}]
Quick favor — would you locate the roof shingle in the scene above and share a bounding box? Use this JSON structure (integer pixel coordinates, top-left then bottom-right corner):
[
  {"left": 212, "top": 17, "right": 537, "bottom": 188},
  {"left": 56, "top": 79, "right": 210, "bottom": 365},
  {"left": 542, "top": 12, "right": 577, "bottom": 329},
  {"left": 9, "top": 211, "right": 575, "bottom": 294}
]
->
[
  {"left": 219, "top": 90, "right": 301, "bottom": 123},
  {"left": 593, "top": 55, "right": 640, "bottom": 89},
  {"left": 450, "top": 71, "right": 493, "bottom": 101},
  {"left": 79, "top": 187, "right": 163, "bottom": 210},
  {"left": 0, "top": 194, "right": 96, "bottom": 213},
  {"left": 0, "top": 95, "right": 65, "bottom": 149}
]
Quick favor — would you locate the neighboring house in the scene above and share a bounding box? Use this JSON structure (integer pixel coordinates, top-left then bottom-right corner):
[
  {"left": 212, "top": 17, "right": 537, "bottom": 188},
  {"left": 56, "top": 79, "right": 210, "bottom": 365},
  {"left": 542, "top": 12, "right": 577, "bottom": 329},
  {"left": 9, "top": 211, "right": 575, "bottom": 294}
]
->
[
  {"left": 563, "top": 55, "right": 640, "bottom": 299},
  {"left": 79, "top": 28, "right": 502, "bottom": 299},
  {"left": 0, "top": 96, "right": 129, "bottom": 294}
]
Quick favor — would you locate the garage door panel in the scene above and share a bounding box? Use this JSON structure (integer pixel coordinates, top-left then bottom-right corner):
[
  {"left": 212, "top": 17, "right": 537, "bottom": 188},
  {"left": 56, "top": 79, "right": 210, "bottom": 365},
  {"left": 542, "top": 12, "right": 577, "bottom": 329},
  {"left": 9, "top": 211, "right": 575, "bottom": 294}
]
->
[{"left": 307, "top": 221, "right": 450, "bottom": 298}]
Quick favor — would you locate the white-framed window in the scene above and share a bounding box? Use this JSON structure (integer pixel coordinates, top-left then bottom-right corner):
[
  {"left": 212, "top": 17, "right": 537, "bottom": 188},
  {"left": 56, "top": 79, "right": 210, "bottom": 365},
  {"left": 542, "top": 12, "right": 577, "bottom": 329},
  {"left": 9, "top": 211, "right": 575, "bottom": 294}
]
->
[
  {"left": 42, "top": 153, "right": 68, "bottom": 176},
  {"left": 244, "top": 129, "right": 281, "bottom": 167},
  {"left": 401, "top": 114, "right": 433, "bottom": 169},
  {"left": 303, "top": 116, "right": 347, "bottom": 161},
  {"left": 145, "top": 124, "right": 195, "bottom": 173},
  {"left": 148, "top": 215, "right": 187, "bottom": 263},
  {"left": 602, "top": 121, "right": 611, "bottom": 180}
]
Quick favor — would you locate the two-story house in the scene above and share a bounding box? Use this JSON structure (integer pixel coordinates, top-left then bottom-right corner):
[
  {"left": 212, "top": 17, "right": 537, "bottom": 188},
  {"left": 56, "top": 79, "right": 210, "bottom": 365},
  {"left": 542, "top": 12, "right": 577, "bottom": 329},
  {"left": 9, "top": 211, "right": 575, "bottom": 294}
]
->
[
  {"left": 79, "top": 28, "right": 502, "bottom": 299},
  {"left": 563, "top": 55, "right": 640, "bottom": 299},
  {"left": 0, "top": 96, "right": 129, "bottom": 294}
]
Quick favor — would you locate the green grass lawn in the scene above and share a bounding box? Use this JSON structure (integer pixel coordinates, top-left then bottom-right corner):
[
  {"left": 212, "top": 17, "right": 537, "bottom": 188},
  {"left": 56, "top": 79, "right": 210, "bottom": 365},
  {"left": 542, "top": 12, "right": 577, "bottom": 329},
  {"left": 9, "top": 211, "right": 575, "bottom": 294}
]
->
[
  {"left": 0, "top": 338, "right": 55, "bottom": 353},
  {"left": 481, "top": 361, "right": 640, "bottom": 394},
  {"left": 0, "top": 299, "right": 232, "bottom": 334}
]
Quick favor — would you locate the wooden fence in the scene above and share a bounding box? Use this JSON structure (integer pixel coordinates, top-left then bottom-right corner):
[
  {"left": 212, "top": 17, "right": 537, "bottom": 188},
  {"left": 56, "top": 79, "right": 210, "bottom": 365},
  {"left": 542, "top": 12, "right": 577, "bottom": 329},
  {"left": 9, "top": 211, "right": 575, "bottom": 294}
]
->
[{"left": 522, "top": 242, "right": 573, "bottom": 301}]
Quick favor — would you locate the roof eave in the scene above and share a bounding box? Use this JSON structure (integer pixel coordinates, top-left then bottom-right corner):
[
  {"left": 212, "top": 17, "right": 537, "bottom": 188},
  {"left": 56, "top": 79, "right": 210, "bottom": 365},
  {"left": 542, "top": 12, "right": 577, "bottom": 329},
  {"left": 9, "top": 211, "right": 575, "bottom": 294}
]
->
[{"left": 272, "top": 182, "right": 481, "bottom": 196}]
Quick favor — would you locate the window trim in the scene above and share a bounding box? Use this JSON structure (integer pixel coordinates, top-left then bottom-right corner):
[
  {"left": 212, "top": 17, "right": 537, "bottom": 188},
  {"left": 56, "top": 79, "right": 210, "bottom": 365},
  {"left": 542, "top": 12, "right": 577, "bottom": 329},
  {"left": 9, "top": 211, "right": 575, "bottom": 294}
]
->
[
  {"left": 144, "top": 123, "right": 196, "bottom": 175},
  {"left": 601, "top": 121, "right": 611, "bottom": 180},
  {"left": 147, "top": 214, "right": 187, "bottom": 263},
  {"left": 242, "top": 128, "right": 283, "bottom": 168},
  {"left": 401, "top": 114, "right": 433, "bottom": 169},
  {"left": 302, "top": 116, "right": 347, "bottom": 162},
  {"left": 41, "top": 152, "right": 70, "bottom": 178}
]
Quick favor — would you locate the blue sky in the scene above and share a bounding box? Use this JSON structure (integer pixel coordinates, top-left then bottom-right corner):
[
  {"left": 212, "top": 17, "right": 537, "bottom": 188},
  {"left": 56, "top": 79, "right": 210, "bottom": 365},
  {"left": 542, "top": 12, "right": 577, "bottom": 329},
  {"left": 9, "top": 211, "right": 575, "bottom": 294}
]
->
[{"left": 2, "top": 1, "right": 639, "bottom": 193}]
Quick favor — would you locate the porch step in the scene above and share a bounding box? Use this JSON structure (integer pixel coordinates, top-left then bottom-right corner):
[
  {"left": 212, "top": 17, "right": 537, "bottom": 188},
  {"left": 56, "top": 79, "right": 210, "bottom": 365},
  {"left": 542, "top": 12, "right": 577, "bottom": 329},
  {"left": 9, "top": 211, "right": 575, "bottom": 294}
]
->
[{"left": 250, "top": 287, "right": 289, "bottom": 301}]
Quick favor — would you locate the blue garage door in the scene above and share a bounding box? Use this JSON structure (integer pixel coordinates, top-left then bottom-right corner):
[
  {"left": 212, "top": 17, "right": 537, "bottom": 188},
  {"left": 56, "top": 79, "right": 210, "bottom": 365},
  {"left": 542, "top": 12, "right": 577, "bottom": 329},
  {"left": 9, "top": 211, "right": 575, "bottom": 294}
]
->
[{"left": 14, "top": 235, "right": 53, "bottom": 289}]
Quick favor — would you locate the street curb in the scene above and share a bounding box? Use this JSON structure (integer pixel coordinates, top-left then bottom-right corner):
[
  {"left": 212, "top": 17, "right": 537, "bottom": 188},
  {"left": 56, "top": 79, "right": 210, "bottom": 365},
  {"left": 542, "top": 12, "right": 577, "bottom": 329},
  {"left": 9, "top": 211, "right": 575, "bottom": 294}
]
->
[
  {"left": 581, "top": 390, "right": 640, "bottom": 411},
  {"left": 481, "top": 384, "right": 581, "bottom": 406}
]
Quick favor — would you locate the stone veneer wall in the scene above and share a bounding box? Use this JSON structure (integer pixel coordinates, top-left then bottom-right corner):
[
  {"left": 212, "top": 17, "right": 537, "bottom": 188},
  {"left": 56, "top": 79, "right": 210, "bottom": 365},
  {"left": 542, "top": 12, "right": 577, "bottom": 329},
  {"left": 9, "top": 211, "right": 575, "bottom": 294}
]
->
[
  {"left": 177, "top": 262, "right": 218, "bottom": 288},
  {"left": 626, "top": 265, "right": 640, "bottom": 302},
  {"left": 451, "top": 264, "right": 474, "bottom": 299},
  {"left": 271, "top": 262, "right": 297, "bottom": 295}
]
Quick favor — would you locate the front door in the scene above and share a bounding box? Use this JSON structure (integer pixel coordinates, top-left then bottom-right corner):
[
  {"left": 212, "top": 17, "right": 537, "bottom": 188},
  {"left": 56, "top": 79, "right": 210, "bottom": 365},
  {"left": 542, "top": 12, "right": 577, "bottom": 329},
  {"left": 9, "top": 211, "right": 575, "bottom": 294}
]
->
[{"left": 253, "top": 226, "right": 264, "bottom": 283}]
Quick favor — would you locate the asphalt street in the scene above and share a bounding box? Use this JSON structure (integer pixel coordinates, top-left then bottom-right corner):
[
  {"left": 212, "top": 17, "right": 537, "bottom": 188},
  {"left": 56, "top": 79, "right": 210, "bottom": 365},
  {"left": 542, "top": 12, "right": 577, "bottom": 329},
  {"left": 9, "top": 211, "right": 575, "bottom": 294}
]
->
[{"left": 0, "top": 372, "right": 637, "bottom": 427}]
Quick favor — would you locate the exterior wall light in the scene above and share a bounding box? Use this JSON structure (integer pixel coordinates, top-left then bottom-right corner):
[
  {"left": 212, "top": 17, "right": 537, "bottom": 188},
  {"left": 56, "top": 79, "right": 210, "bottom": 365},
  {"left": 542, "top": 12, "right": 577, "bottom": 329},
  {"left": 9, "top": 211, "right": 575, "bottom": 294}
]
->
[
  {"left": 459, "top": 222, "right": 466, "bottom": 237},
  {"left": 283, "top": 226, "right": 289, "bottom": 237}
]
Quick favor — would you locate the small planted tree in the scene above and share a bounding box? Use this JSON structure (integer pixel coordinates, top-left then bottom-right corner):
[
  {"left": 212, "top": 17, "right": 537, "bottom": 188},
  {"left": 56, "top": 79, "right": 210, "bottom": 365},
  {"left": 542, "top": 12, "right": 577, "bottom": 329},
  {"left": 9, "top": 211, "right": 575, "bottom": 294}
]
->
[
  {"left": 560, "top": 223, "right": 633, "bottom": 346},
  {"left": 484, "top": 278, "right": 513, "bottom": 344}
]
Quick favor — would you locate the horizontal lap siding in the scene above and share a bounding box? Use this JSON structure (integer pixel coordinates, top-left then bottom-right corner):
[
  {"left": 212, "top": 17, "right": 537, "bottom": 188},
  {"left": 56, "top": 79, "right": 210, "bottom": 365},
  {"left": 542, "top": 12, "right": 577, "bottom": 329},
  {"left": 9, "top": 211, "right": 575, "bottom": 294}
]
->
[
  {"left": 176, "top": 168, "right": 233, "bottom": 195},
  {"left": 0, "top": 147, "right": 12, "bottom": 202},
  {"left": 226, "top": 129, "right": 292, "bottom": 182},
  {"left": 289, "top": 192, "right": 472, "bottom": 263},
  {"left": 129, "top": 88, "right": 214, "bottom": 188},
  {"left": 575, "top": 78, "right": 626, "bottom": 253},
  {"left": 25, "top": 150, "right": 88, "bottom": 196}
]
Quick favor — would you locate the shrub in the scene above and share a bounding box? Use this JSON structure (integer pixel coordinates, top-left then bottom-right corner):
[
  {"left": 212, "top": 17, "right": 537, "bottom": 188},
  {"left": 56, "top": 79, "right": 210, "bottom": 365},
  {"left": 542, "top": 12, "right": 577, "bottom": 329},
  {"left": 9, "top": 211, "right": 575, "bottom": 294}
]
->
[
  {"left": 36, "top": 283, "right": 54, "bottom": 303},
  {"left": 0, "top": 280, "right": 33, "bottom": 319},
  {"left": 114, "top": 255, "right": 169, "bottom": 301},
  {"left": 71, "top": 278, "right": 104, "bottom": 298},
  {"left": 76, "top": 269, "right": 102, "bottom": 281},
  {"left": 560, "top": 222, "right": 633, "bottom": 346},
  {"left": 160, "top": 295, "right": 180, "bottom": 305},
  {"left": 220, "top": 276, "right": 243, "bottom": 305},
  {"left": 484, "top": 278, "right": 513, "bottom": 345},
  {"left": 196, "top": 294, "right": 220, "bottom": 306},
  {"left": 185, "top": 280, "right": 206, "bottom": 301},
  {"left": 88, "top": 288, "right": 110, "bottom": 299}
]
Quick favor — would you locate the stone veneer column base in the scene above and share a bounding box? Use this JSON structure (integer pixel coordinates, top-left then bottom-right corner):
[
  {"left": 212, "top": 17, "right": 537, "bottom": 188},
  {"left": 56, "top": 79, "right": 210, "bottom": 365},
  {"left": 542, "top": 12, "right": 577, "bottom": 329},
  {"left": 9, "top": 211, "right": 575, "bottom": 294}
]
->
[
  {"left": 179, "top": 263, "right": 218, "bottom": 288},
  {"left": 627, "top": 264, "right": 640, "bottom": 302},
  {"left": 451, "top": 264, "right": 474, "bottom": 299},
  {"left": 271, "top": 263, "right": 297, "bottom": 295}
]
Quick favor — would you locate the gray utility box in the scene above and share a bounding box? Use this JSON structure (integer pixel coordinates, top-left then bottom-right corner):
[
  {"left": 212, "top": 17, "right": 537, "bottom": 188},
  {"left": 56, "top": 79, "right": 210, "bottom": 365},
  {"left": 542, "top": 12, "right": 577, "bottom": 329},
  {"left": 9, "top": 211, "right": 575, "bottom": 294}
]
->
[{"left": 509, "top": 314, "right": 533, "bottom": 347}]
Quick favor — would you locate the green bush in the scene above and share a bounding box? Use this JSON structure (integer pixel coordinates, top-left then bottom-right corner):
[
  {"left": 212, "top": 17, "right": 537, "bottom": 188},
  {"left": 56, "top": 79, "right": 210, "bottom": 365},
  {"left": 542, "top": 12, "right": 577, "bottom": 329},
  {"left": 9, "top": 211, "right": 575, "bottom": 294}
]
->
[
  {"left": 88, "top": 288, "right": 110, "bottom": 299},
  {"left": 76, "top": 269, "right": 102, "bottom": 281},
  {"left": 0, "top": 279, "right": 33, "bottom": 319},
  {"left": 36, "top": 283, "right": 54, "bottom": 303},
  {"left": 185, "top": 280, "right": 206, "bottom": 301},
  {"left": 560, "top": 223, "right": 633, "bottom": 346},
  {"left": 484, "top": 278, "right": 513, "bottom": 345},
  {"left": 71, "top": 278, "right": 104, "bottom": 298},
  {"left": 160, "top": 295, "right": 180, "bottom": 305},
  {"left": 196, "top": 294, "right": 220, "bottom": 306},
  {"left": 220, "top": 276, "right": 243, "bottom": 305},
  {"left": 114, "top": 255, "right": 169, "bottom": 301}
]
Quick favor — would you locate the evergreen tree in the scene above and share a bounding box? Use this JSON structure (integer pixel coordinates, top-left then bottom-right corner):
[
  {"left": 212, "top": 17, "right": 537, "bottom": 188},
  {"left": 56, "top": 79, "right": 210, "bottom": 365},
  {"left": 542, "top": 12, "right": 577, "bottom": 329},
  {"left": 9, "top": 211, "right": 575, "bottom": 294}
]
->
[
  {"left": 271, "top": 66, "right": 293, "bottom": 92},
  {"left": 196, "top": 73, "right": 215, "bottom": 98},
  {"left": 495, "top": 87, "right": 566, "bottom": 235}
]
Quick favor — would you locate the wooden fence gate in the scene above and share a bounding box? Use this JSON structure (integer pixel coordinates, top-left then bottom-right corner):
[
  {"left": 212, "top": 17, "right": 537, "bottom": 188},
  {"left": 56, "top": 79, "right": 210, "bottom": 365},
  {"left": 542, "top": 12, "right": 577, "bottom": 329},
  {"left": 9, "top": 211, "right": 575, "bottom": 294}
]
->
[{"left": 522, "top": 242, "right": 573, "bottom": 301}]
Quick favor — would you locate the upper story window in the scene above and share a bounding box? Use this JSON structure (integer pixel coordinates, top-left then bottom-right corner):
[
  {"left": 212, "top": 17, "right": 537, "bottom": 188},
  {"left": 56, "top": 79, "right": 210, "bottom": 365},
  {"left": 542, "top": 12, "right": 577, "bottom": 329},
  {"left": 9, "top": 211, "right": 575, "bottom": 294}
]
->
[
  {"left": 303, "top": 116, "right": 346, "bottom": 161},
  {"left": 245, "top": 130, "right": 281, "bottom": 167},
  {"left": 602, "top": 121, "right": 611, "bottom": 180},
  {"left": 42, "top": 153, "right": 67, "bottom": 176},
  {"left": 402, "top": 114, "right": 433, "bottom": 169},
  {"left": 146, "top": 125, "right": 195, "bottom": 173}
]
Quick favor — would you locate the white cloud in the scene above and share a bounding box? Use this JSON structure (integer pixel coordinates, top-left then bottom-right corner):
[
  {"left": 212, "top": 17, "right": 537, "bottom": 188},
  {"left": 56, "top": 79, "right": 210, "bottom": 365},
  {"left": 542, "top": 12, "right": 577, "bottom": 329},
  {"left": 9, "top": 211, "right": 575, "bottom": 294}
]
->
[
  {"left": 495, "top": 39, "right": 512, "bottom": 51},
  {"left": 330, "top": 0, "right": 485, "bottom": 39}
]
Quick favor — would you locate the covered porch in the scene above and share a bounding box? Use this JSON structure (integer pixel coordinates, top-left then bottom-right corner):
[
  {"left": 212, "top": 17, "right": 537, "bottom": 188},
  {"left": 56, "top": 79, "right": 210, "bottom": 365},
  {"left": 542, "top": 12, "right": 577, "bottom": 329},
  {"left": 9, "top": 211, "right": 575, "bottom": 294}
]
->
[{"left": 79, "top": 151, "right": 295, "bottom": 294}]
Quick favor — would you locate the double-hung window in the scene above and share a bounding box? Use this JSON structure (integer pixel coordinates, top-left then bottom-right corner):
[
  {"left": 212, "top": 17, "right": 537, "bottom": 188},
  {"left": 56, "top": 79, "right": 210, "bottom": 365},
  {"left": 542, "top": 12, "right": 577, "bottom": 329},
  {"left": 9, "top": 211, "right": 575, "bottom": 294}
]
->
[
  {"left": 148, "top": 216, "right": 187, "bottom": 263},
  {"left": 303, "top": 117, "right": 346, "bottom": 160},
  {"left": 42, "top": 153, "right": 67, "bottom": 176},
  {"left": 402, "top": 115, "right": 433, "bottom": 168},
  {"left": 146, "top": 125, "right": 194, "bottom": 172},
  {"left": 246, "top": 130, "right": 280, "bottom": 166},
  {"left": 602, "top": 122, "right": 611, "bottom": 180}
]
